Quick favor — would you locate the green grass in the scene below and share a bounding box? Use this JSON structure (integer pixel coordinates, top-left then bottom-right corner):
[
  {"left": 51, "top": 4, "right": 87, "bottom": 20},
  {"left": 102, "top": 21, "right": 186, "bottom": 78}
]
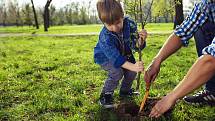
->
[
  {"left": 0, "top": 35, "right": 214, "bottom": 121},
  {"left": 0, "top": 23, "right": 174, "bottom": 34},
  {"left": 0, "top": 25, "right": 102, "bottom": 34}
]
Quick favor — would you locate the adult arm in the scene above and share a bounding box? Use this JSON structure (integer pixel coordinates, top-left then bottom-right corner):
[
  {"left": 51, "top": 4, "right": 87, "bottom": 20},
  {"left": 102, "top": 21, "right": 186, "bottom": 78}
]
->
[{"left": 149, "top": 54, "right": 215, "bottom": 118}]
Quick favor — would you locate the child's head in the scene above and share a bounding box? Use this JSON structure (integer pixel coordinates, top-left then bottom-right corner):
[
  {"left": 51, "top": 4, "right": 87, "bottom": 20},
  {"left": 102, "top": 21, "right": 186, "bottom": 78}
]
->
[{"left": 97, "top": 0, "right": 124, "bottom": 33}]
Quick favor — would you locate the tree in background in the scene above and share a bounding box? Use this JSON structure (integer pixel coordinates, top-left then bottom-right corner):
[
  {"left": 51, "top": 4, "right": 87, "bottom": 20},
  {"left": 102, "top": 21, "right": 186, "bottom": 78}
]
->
[
  {"left": 49, "top": 5, "right": 56, "bottom": 26},
  {"left": 0, "top": 0, "right": 185, "bottom": 28},
  {"left": 79, "top": 5, "right": 88, "bottom": 25},
  {"left": 0, "top": 0, "right": 5, "bottom": 26},
  {"left": 0, "top": 0, "right": 98, "bottom": 27},
  {"left": 124, "top": 0, "right": 175, "bottom": 24},
  {"left": 31, "top": 0, "right": 39, "bottom": 29},
  {"left": 15, "top": 3, "right": 22, "bottom": 26},
  {"left": 174, "top": 0, "right": 184, "bottom": 29},
  {"left": 151, "top": 0, "right": 175, "bottom": 23},
  {"left": 43, "top": 0, "right": 52, "bottom": 31},
  {"left": 0, "top": 2, "right": 3, "bottom": 25},
  {"left": 22, "top": 3, "right": 33, "bottom": 27},
  {"left": 124, "top": 0, "right": 139, "bottom": 22},
  {"left": 8, "top": 1, "right": 16, "bottom": 25}
]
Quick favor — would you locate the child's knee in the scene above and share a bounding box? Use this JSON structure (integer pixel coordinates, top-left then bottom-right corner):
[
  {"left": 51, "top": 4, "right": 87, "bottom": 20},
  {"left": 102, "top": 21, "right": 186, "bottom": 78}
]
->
[
  {"left": 109, "top": 69, "right": 123, "bottom": 81},
  {"left": 128, "top": 70, "right": 137, "bottom": 77}
]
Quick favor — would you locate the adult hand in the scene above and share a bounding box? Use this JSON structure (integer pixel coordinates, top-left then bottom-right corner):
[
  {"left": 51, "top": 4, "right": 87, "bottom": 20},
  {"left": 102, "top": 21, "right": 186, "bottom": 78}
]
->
[
  {"left": 144, "top": 58, "right": 161, "bottom": 83},
  {"left": 149, "top": 93, "right": 177, "bottom": 118}
]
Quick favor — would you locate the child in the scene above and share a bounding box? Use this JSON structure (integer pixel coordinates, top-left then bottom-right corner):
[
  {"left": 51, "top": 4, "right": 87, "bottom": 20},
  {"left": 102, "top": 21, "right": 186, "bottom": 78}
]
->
[{"left": 94, "top": 0, "right": 147, "bottom": 108}]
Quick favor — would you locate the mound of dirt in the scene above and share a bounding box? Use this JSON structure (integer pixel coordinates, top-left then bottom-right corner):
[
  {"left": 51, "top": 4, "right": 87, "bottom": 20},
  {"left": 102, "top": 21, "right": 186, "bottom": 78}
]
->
[{"left": 114, "top": 97, "right": 173, "bottom": 121}]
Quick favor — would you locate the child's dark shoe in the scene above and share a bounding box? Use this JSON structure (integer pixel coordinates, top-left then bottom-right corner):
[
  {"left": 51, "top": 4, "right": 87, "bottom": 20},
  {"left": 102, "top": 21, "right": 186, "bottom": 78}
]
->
[
  {"left": 119, "top": 88, "right": 140, "bottom": 98},
  {"left": 99, "top": 92, "right": 114, "bottom": 108}
]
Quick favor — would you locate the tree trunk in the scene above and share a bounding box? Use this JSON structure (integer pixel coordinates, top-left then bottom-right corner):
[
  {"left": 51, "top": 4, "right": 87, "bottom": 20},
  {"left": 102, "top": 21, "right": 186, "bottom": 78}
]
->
[
  {"left": 139, "top": 0, "right": 143, "bottom": 28},
  {"left": 43, "top": 0, "right": 52, "bottom": 32},
  {"left": 3, "top": 7, "right": 6, "bottom": 26},
  {"left": 149, "top": 9, "right": 152, "bottom": 23},
  {"left": 174, "top": 0, "right": 184, "bottom": 29},
  {"left": 31, "top": 0, "right": 39, "bottom": 29},
  {"left": 134, "top": 0, "right": 138, "bottom": 22}
]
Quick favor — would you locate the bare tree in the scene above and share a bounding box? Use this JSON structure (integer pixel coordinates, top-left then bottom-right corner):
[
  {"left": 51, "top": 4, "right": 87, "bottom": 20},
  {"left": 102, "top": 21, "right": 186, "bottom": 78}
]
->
[
  {"left": 174, "top": 0, "right": 184, "bottom": 29},
  {"left": 0, "top": 0, "right": 4, "bottom": 25},
  {"left": 134, "top": 0, "right": 138, "bottom": 22},
  {"left": 31, "top": 0, "right": 39, "bottom": 29},
  {"left": 87, "top": 1, "right": 91, "bottom": 19},
  {"left": 80, "top": 5, "right": 87, "bottom": 25},
  {"left": 124, "top": 0, "right": 139, "bottom": 22},
  {"left": 15, "top": 4, "right": 21, "bottom": 26},
  {"left": 43, "top": 0, "right": 52, "bottom": 32},
  {"left": 22, "top": 4, "right": 33, "bottom": 27},
  {"left": 3, "top": 2, "right": 7, "bottom": 26},
  {"left": 49, "top": 5, "right": 56, "bottom": 26}
]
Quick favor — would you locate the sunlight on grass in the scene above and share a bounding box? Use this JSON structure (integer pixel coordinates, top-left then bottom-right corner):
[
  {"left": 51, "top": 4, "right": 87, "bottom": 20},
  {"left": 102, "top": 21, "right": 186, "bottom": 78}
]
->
[
  {"left": 0, "top": 23, "right": 174, "bottom": 34},
  {"left": 0, "top": 35, "right": 214, "bottom": 120}
]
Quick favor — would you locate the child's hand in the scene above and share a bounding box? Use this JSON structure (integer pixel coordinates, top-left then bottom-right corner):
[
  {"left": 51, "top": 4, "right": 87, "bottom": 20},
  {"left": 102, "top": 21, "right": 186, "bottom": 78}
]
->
[
  {"left": 122, "top": 61, "right": 144, "bottom": 72},
  {"left": 137, "top": 29, "right": 148, "bottom": 47},
  {"left": 133, "top": 61, "right": 144, "bottom": 73}
]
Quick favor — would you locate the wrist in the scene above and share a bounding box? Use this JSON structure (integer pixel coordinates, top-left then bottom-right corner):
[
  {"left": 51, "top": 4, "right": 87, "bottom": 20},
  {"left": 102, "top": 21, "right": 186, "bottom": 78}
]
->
[
  {"left": 167, "top": 91, "right": 180, "bottom": 102},
  {"left": 153, "top": 56, "right": 162, "bottom": 65},
  {"left": 122, "top": 61, "right": 135, "bottom": 71}
]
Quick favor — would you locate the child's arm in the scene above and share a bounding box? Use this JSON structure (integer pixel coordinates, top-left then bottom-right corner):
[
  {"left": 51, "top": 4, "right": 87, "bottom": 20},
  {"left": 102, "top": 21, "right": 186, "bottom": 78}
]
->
[
  {"left": 122, "top": 61, "right": 144, "bottom": 73},
  {"left": 99, "top": 35, "right": 142, "bottom": 69}
]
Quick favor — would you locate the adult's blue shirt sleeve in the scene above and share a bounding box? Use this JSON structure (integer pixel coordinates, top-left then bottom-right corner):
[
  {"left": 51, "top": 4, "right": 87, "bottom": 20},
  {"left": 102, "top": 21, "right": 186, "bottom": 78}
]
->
[
  {"left": 202, "top": 37, "right": 215, "bottom": 57},
  {"left": 174, "top": 2, "right": 208, "bottom": 46}
]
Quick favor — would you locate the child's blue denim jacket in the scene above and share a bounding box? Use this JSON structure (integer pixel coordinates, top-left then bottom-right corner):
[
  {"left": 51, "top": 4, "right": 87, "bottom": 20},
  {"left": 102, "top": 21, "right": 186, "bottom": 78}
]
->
[{"left": 94, "top": 17, "right": 146, "bottom": 68}]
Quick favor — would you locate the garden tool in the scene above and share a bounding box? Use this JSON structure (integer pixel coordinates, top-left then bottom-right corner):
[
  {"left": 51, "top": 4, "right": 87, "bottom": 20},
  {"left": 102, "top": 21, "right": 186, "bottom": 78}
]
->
[{"left": 139, "top": 81, "right": 151, "bottom": 113}]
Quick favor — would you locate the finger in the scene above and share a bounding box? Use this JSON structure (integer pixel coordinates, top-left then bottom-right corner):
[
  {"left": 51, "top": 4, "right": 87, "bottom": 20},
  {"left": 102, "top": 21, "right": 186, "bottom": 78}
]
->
[
  {"left": 144, "top": 71, "right": 149, "bottom": 82},
  {"left": 149, "top": 108, "right": 159, "bottom": 118},
  {"left": 146, "top": 71, "right": 152, "bottom": 83},
  {"left": 139, "top": 67, "right": 144, "bottom": 71},
  {"left": 139, "top": 32, "right": 147, "bottom": 36},
  {"left": 138, "top": 32, "right": 145, "bottom": 36},
  {"left": 150, "top": 104, "right": 161, "bottom": 117},
  {"left": 144, "top": 71, "right": 152, "bottom": 83},
  {"left": 138, "top": 62, "right": 142, "bottom": 67},
  {"left": 141, "top": 29, "right": 147, "bottom": 33},
  {"left": 149, "top": 108, "right": 156, "bottom": 117},
  {"left": 137, "top": 62, "right": 140, "bottom": 66},
  {"left": 139, "top": 34, "right": 147, "bottom": 39},
  {"left": 140, "top": 30, "right": 147, "bottom": 35},
  {"left": 139, "top": 61, "right": 143, "bottom": 65},
  {"left": 151, "top": 73, "right": 157, "bottom": 82},
  {"left": 139, "top": 32, "right": 147, "bottom": 35},
  {"left": 155, "top": 113, "right": 162, "bottom": 118}
]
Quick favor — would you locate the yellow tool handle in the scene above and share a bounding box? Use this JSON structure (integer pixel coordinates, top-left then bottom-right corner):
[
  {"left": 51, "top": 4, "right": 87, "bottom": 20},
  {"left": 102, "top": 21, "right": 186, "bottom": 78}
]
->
[{"left": 139, "top": 90, "right": 149, "bottom": 113}]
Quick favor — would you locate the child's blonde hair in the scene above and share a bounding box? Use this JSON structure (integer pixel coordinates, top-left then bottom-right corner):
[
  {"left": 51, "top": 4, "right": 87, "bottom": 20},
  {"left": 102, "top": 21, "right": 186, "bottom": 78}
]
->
[{"left": 97, "top": 0, "right": 124, "bottom": 25}]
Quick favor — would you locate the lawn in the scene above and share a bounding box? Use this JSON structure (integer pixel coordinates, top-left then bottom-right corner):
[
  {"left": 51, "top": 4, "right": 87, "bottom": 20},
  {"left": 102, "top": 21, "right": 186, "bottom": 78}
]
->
[
  {"left": 0, "top": 23, "right": 174, "bottom": 34},
  {"left": 0, "top": 35, "right": 215, "bottom": 121}
]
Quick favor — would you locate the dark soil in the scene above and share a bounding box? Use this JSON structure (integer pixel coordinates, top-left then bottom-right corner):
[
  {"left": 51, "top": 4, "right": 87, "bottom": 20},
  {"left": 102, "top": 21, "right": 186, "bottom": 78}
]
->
[{"left": 114, "top": 97, "right": 173, "bottom": 121}]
